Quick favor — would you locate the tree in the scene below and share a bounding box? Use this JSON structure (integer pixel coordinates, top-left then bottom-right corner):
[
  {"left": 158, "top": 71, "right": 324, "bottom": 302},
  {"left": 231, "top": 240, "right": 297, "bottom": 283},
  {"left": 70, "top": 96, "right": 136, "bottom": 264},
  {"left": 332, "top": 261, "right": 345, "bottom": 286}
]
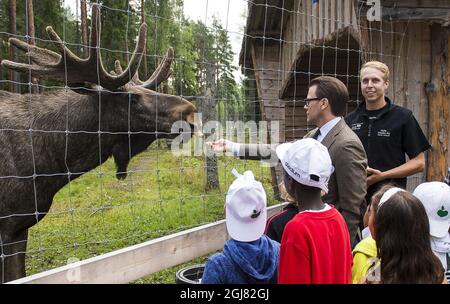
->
[
  {"left": 211, "top": 18, "right": 242, "bottom": 122},
  {"left": 204, "top": 63, "right": 219, "bottom": 191},
  {"left": 9, "top": 0, "right": 19, "bottom": 93},
  {"left": 97, "top": 0, "right": 139, "bottom": 71},
  {"left": 140, "top": 0, "right": 148, "bottom": 77},
  {"left": 26, "top": 0, "right": 39, "bottom": 93}
]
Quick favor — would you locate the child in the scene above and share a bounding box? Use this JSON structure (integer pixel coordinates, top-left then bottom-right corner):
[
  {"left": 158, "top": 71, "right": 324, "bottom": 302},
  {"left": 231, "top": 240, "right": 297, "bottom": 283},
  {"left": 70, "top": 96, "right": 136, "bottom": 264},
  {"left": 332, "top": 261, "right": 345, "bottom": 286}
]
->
[
  {"left": 351, "top": 185, "right": 395, "bottom": 283},
  {"left": 201, "top": 169, "right": 280, "bottom": 284},
  {"left": 276, "top": 138, "right": 352, "bottom": 284},
  {"left": 413, "top": 182, "right": 450, "bottom": 283},
  {"left": 364, "top": 189, "right": 445, "bottom": 284},
  {"left": 264, "top": 183, "right": 298, "bottom": 243}
]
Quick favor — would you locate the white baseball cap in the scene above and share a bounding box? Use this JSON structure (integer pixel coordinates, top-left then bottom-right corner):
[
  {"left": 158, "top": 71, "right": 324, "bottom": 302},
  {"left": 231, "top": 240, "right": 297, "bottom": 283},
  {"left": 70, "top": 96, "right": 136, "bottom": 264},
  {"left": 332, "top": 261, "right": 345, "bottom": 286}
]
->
[
  {"left": 225, "top": 169, "right": 267, "bottom": 242},
  {"left": 413, "top": 182, "right": 450, "bottom": 238},
  {"left": 275, "top": 138, "right": 334, "bottom": 193}
]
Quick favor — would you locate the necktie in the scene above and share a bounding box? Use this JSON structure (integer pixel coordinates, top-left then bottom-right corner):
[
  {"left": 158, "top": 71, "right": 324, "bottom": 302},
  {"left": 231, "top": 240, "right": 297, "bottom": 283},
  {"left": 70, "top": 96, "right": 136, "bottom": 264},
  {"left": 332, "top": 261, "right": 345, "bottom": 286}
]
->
[{"left": 312, "top": 129, "right": 321, "bottom": 140}]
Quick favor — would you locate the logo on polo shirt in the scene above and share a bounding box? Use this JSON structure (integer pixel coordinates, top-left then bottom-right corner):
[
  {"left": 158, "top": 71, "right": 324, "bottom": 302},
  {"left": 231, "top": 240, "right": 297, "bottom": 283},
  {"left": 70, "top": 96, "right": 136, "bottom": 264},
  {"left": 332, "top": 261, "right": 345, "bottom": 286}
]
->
[
  {"left": 351, "top": 123, "right": 362, "bottom": 131},
  {"left": 377, "top": 129, "right": 391, "bottom": 137}
]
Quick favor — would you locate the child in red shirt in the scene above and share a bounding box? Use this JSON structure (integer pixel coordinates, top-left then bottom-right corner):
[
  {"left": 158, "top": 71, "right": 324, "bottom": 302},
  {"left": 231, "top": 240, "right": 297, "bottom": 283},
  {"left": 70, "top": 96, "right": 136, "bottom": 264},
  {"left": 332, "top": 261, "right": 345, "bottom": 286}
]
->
[{"left": 276, "top": 138, "right": 352, "bottom": 284}]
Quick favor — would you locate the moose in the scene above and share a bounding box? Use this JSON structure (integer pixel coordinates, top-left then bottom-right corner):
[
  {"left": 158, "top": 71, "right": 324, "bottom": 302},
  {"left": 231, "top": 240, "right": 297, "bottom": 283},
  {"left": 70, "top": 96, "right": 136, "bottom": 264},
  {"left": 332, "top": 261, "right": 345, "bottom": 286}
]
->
[{"left": 0, "top": 4, "right": 197, "bottom": 283}]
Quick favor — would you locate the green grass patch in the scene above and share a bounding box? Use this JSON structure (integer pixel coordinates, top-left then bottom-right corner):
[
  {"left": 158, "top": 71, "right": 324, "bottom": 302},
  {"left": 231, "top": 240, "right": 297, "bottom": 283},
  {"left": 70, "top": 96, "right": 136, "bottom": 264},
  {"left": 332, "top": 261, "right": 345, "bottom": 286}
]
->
[{"left": 26, "top": 141, "right": 276, "bottom": 283}]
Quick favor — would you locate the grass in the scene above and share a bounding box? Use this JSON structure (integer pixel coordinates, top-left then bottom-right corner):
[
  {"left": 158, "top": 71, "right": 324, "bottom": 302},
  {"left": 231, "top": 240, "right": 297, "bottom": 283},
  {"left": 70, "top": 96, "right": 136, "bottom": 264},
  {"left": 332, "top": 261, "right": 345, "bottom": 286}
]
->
[{"left": 26, "top": 140, "right": 276, "bottom": 283}]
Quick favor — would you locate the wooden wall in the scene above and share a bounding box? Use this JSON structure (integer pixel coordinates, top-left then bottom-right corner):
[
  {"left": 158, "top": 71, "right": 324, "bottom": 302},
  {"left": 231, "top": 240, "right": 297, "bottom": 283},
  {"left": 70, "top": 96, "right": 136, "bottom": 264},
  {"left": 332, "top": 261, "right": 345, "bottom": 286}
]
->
[
  {"left": 250, "top": 44, "right": 284, "bottom": 198},
  {"left": 283, "top": 26, "right": 361, "bottom": 142},
  {"left": 281, "top": 0, "right": 359, "bottom": 89}
]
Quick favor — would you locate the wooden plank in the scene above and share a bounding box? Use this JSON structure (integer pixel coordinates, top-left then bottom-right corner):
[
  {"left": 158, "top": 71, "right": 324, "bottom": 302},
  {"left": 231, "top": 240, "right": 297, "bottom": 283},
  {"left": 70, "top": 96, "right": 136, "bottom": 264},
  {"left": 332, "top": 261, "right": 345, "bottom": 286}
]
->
[
  {"left": 448, "top": 32, "right": 450, "bottom": 169},
  {"left": 420, "top": 23, "right": 432, "bottom": 151},
  {"left": 301, "top": 0, "right": 306, "bottom": 45},
  {"left": 382, "top": 7, "right": 450, "bottom": 22},
  {"left": 344, "top": 0, "right": 351, "bottom": 26},
  {"left": 405, "top": 22, "right": 425, "bottom": 190},
  {"left": 351, "top": 0, "right": 358, "bottom": 28},
  {"left": 426, "top": 24, "right": 449, "bottom": 181},
  {"left": 319, "top": 0, "right": 324, "bottom": 38},
  {"left": 312, "top": 0, "right": 318, "bottom": 40},
  {"left": 285, "top": 106, "right": 307, "bottom": 115},
  {"left": 330, "top": 0, "right": 336, "bottom": 33},
  {"left": 381, "top": 0, "right": 450, "bottom": 7},
  {"left": 393, "top": 22, "right": 407, "bottom": 109},
  {"left": 383, "top": 22, "right": 395, "bottom": 100},
  {"left": 336, "top": 0, "right": 343, "bottom": 31},
  {"left": 417, "top": 23, "right": 430, "bottom": 137},
  {"left": 285, "top": 128, "right": 313, "bottom": 140},
  {"left": 359, "top": 18, "right": 370, "bottom": 64},
  {"left": 324, "top": 0, "right": 329, "bottom": 37},
  {"left": 306, "top": 0, "right": 312, "bottom": 41}
]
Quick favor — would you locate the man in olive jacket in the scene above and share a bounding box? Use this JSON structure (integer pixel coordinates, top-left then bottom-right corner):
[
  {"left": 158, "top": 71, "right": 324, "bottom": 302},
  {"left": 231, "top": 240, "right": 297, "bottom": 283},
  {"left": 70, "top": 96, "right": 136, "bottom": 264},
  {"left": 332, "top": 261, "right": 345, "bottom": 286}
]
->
[{"left": 209, "top": 76, "right": 367, "bottom": 245}]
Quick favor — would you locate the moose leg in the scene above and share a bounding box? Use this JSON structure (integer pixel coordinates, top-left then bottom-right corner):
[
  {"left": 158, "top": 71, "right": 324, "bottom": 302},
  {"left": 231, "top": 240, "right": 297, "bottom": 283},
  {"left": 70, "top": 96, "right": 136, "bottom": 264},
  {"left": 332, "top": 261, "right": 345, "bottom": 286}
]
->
[{"left": 0, "top": 229, "right": 28, "bottom": 283}]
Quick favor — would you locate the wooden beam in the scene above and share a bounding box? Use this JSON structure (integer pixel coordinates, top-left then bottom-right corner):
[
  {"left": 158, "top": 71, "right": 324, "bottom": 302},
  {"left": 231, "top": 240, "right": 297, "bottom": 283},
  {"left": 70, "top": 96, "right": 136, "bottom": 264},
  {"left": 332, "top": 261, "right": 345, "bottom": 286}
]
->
[
  {"left": 246, "top": 29, "right": 283, "bottom": 38},
  {"left": 426, "top": 24, "right": 449, "bottom": 181},
  {"left": 9, "top": 204, "right": 289, "bottom": 284},
  {"left": 382, "top": 7, "right": 450, "bottom": 22}
]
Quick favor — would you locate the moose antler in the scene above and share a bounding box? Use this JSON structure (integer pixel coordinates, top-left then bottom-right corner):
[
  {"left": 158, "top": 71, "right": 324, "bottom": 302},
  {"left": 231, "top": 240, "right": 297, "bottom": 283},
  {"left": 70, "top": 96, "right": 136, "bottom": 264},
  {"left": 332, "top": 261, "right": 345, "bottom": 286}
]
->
[
  {"left": 1, "top": 4, "right": 146, "bottom": 91},
  {"left": 112, "top": 47, "right": 174, "bottom": 90}
]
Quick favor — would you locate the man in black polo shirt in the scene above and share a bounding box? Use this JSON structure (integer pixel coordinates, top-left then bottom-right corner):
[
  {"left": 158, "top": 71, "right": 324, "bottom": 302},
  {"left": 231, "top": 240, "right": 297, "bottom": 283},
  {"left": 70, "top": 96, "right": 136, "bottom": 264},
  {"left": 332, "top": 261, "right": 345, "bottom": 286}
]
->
[{"left": 346, "top": 61, "right": 431, "bottom": 199}]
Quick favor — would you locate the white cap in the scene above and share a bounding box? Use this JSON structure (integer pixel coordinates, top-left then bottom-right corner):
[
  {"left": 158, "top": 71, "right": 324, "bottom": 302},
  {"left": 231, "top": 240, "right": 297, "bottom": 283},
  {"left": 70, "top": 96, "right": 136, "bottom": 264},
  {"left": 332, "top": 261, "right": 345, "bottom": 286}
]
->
[
  {"left": 275, "top": 138, "right": 334, "bottom": 193},
  {"left": 378, "top": 187, "right": 406, "bottom": 208},
  {"left": 413, "top": 182, "right": 450, "bottom": 238},
  {"left": 225, "top": 169, "right": 267, "bottom": 242}
]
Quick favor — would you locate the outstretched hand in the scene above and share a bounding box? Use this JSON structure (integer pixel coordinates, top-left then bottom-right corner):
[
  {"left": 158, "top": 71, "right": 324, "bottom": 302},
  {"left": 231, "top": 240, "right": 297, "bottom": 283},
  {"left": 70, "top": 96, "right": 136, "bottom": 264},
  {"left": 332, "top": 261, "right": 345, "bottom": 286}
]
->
[{"left": 206, "top": 139, "right": 233, "bottom": 153}]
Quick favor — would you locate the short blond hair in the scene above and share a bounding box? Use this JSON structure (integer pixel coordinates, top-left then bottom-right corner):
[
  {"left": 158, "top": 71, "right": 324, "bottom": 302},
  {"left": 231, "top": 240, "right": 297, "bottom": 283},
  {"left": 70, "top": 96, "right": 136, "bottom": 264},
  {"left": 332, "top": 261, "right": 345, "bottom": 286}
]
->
[
  {"left": 278, "top": 182, "right": 296, "bottom": 203},
  {"left": 360, "top": 61, "right": 390, "bottom": 82}
]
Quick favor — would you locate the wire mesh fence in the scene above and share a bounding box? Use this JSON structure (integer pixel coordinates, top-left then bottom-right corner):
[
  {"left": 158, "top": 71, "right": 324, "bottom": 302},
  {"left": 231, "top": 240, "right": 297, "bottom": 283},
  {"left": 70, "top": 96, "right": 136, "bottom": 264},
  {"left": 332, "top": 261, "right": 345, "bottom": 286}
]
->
[{"left": 0, "top": 0, "right": 444, "bottom": 283}]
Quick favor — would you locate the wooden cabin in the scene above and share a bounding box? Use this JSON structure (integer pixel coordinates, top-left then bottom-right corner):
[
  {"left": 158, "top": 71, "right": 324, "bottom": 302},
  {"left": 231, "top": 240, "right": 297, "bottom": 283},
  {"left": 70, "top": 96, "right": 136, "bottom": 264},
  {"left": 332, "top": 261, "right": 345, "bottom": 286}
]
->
[{"left": 239, "top": 0, "right": 450, "bottom": 193}]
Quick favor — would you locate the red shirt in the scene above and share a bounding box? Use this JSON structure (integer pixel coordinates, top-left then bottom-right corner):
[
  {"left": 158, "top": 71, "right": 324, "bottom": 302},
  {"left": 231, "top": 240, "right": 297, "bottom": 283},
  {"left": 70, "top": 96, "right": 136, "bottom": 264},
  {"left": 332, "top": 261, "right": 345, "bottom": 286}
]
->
[{"left": 278, "top": 207, "right": 352, "bottom": 284}]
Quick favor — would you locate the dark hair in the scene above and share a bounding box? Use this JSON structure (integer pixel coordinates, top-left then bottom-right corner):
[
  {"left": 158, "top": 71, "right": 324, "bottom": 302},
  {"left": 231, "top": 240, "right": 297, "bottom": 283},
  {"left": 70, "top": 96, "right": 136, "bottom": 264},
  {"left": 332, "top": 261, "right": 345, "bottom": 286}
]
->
[
  {"left": 282, "top": 169, "right": 321, "bottom": 205},
  {"left": 375, "top": 191, "right": 444, "bottom": 284},
  {"left": 309, "top": 76, "right": 349, "bottom": 116},
  {"left": 368, "top": 184, "right": 395, "bottom": 214}
]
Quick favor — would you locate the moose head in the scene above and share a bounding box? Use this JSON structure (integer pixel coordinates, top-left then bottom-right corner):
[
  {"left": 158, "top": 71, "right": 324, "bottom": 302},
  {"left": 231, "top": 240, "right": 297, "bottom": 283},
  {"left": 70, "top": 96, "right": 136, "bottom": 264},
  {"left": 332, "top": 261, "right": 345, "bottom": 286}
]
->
[{"left": 0, "top": 4, "right": 197, "bottom": 282}]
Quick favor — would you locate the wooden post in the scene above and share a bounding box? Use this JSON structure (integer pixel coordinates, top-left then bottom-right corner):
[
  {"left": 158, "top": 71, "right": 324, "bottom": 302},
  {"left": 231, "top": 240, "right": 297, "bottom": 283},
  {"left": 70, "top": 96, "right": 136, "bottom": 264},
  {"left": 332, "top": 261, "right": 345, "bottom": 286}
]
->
[
  {"left": 426, "top": 24, "right": 449, "bottom": 181},
  {"left": 250, "top": 45, "right": 283, "bottom": 201},
  {"left": 80, "top": 0, "right": 88, "bottom": 55}
]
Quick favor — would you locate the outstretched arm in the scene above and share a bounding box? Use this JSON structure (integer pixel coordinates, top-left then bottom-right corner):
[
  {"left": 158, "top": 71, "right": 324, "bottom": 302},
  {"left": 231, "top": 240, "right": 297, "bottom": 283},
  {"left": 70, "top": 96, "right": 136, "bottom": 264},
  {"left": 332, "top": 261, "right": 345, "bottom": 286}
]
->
[
  {"left": 366, "top": 152, "right": 425, "bottom": 187},
  {"left": 207, "top": 139, "right": 277, "bottom": 162}
]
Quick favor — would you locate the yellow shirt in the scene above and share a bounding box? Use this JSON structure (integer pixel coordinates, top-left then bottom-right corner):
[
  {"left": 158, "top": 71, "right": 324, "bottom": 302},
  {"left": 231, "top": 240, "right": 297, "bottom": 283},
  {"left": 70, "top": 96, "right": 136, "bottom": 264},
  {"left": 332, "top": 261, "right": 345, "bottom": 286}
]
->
[{"left": 352, "top": 236, "right": 377, "bottom": 284}]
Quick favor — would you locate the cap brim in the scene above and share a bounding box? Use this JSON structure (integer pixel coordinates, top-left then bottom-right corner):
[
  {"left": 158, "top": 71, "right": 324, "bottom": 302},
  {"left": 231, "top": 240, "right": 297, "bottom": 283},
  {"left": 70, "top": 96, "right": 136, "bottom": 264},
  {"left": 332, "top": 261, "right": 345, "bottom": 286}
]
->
[
  {"left": 226, "top": 209, "right": 267, "bottom": 242},
  {"left": 429, "top": 219, "right": 450, "bottom": 238}
]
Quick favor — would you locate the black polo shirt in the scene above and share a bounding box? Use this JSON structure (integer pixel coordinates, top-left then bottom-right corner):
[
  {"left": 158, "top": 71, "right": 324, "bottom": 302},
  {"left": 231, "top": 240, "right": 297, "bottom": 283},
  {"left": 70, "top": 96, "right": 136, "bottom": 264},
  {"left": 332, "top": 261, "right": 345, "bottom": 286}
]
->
[
  {"left": 345, "top": 97, "right": 431, "bottom": 197},
  {"left": 264, "top": 203, "right": 298, "bottom": 243}
]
